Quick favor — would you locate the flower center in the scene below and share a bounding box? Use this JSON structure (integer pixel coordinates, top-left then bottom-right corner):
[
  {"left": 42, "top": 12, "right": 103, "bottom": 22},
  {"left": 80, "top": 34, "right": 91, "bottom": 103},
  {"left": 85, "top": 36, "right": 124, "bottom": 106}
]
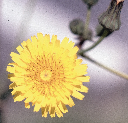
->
[{"left": 40, "top": 70, "right": 52, "bottom": 81}]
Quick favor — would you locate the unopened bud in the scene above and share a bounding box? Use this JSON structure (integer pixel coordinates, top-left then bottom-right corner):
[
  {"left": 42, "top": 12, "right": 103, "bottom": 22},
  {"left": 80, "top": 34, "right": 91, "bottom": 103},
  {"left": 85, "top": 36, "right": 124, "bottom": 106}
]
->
[
  {"left": 82, "top": 0, "right": 98, "bottom": 8},
  {"left": 69, "top": 19, "right": 84, "bottom": 35},
  {"left": 98, "top": 0, "right": 124, "bottom": 31}
]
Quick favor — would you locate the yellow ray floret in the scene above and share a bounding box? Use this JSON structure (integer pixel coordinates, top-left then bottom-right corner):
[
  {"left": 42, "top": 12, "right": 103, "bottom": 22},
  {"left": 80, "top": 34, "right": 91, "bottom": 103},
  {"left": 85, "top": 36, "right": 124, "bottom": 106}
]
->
[{"left": 6, "top": 33, "right": 90, "bottom": 118}]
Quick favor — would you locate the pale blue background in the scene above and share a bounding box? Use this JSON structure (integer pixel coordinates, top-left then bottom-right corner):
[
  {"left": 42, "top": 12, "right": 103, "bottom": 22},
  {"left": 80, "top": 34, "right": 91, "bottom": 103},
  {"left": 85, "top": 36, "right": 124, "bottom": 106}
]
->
[{"left": 0, "top": 0, "right": 128, "bottom": 123}]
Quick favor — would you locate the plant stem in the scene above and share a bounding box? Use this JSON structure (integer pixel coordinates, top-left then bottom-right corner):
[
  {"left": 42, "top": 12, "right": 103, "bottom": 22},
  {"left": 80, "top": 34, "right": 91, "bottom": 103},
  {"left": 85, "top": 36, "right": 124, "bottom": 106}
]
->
[
  {"left": 81, "top": 54, "right": 128, "bottom": 80},
  {"left": 84, "top": 7, "right": 91, "bottom": 38},
  {"left": 81, "top": 29, "right": 108, "bottom": 54}
]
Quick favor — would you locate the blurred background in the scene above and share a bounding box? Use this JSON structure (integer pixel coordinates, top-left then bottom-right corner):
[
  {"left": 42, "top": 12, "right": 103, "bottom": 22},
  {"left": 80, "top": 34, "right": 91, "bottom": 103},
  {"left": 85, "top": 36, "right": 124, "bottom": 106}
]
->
[{"left": 0, "top": 0, "right": 128, "bottom": 123}]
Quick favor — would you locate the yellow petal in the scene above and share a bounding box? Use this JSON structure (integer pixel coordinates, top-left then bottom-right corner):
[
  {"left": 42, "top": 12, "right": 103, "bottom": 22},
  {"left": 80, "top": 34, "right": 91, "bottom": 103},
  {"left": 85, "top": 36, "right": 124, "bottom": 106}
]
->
[
  {"left": 55, "top": 106, "right": 63, "bottom": 117},
  {"left": 26, "top": 39, "right": 37, "bottom": 59},
  {"left": 37, "top": 33, "right": 43, "bottom": 42},
  {"left": 16, "top": 45, "right": 23, "bottom": 54},
  {"left": 74, "top": 64, "right": 87, "bottom": 76},
  {"left": 72, "top": 90, "right": 84, "bottom": 100},
  {"left": 76, "top": 76, "right": 90, "bottom": 82},
  {"left": 10, "top": 77, "right": 25, "bottom": 84},
  {"left": 21, "top": 41, "right": 27, "bottom": 49},
  {"left": 75, "top": 59, "right": 82, "bottom": 65},
  {"left": 24, "top": 95, "right": 34, "bottom": 103},
  {"left": 9, "top": 82, "right": 17, "bottom": 89},
  {"left": 6, "top": 66, "right": 15, "bottom": 73},
  {"left": 68, "top": 46, "right": 79, "bottom": 56},
  {"left": 68, "top": 96, "right": 75, "bottom": 107},
  {"left": 80, "top": 85, "right": 88, "bottom": 92},
  {"left": 14, "top": 95, "right": 25, "bottom": 102},
  {"left": 12, "top": 85, "right": 26, "bottom": 94},
  {"left": 8, "top": 74, "right": 15, "bottom": 79},
  {"left": 51, "top": 35, "right": 57, "bottom": 45},
  {"left": 34, "top": 103, "right": 41, "bottom": 112},
  {"left": 58, "top": 102, "right": 68, "bottom": 113},
  {"left": 43, "top": 34, "right": 50, "bottom": 45},
  {"left": 72, "top": 79, "right": 82, "bottom": 85},
  {"left": 49, "top": 107, "right": 55, "bottom": 117},
  {"left": 60, "top": 37, "right": 69, "bottom": 49},
  {"left": 25, "top": 103, "right": 30, "bottom": 109},
  {"left": 31, "top": 36, "right": 38, "bottom": 47},
  {"left": 10, "top": 52, "right": 27, "bottom": 68},
  {"left": 66, "top": 41, "right": 75, "bottom": 50},
  {"left": 75, "top": 85, "right": 88, "bottom": 93},
  {"left": 41, "top": 106, "right": 48, "bottom": 117}
]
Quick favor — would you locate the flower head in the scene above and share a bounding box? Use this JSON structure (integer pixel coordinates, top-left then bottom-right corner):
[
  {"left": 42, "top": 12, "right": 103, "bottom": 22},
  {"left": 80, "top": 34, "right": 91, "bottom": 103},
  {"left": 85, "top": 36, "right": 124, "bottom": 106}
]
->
[{"left": 6, "top": 33, "right": 90, "bottom": 118}]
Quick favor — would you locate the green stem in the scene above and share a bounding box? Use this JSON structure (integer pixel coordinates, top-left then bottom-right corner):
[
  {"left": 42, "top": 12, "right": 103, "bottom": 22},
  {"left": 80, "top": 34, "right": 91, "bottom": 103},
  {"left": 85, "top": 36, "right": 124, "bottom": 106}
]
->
[
  {"left": 81, "top": 54, "right": 128, "bottom": 81},
  {"left": 84, "top": 7, "right": 91, "bottom": 37},
  {"left": 82, "top": 29, "right": 108, "bottom": 53}
]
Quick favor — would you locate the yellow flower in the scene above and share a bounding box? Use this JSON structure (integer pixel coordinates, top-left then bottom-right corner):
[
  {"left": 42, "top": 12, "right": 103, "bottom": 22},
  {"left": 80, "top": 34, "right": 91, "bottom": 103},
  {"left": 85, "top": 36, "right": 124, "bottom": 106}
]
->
[{"left": 6, "top": 33, "right": 90, "bottom": 118}]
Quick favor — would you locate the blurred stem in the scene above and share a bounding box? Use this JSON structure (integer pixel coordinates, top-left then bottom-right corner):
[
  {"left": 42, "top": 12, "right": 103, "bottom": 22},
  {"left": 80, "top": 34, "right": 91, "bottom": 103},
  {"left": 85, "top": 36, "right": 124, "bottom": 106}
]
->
[
  {"left": 0, "top": 89, "right": 12, "bottom": 100},
  {"left": 80, "top": 54, "right": 128, "bottom": 81},
  {"left": 79, "top": 29, "right": 108, "bottom": 54},
  {"left": 0, "top": 89, "right": 13, "bottom": 123},
  {"left": 0, "top": 101, "right": 2, "bottom": 123},
  {"left": 0, "top": 109, "right": 2, "bottom": 123},
  {"left": 84, "top": 7, "right": 91, "bottom": 38}
]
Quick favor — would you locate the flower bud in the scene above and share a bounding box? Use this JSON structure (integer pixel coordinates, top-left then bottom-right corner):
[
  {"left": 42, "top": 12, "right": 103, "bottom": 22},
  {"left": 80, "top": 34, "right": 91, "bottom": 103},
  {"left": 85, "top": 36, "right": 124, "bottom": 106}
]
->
[
  {"left": 69, "top": 19, "right": 93, "bottom": 40},
  {"left": 69, "top": 19, "right": 84, "bottom": 35},
  {"left": 98, "top": 0, "right": 124, "bottom": 31},
  {"left": 82, "top": 0, "right": 98, "bottom": 8}
]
